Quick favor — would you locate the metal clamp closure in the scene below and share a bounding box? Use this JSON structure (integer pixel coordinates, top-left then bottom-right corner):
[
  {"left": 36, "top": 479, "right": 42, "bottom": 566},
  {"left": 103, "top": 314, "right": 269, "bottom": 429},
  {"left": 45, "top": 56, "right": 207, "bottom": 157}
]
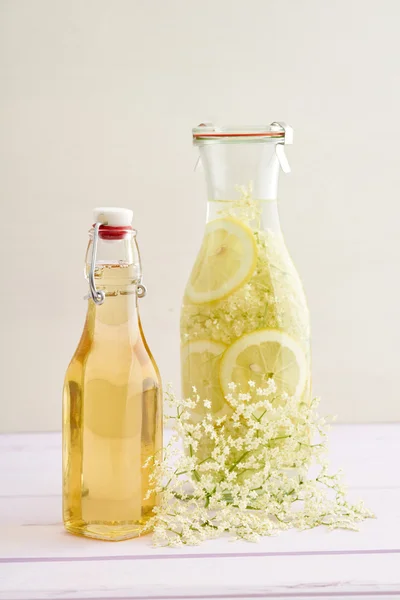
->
[
  {"left": 88, "top": 222, "right": 105, "bottom": 305},
  {"left": 270, "top": 122, "right": 293, "bottom": 174}
]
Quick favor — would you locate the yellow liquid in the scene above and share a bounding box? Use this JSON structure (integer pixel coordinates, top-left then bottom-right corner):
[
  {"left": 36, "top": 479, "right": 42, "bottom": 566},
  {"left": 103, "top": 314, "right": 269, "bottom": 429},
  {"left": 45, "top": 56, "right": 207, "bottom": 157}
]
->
[
  {"left": 181, "top": 199, "right": 311, "bottom": 424},
  {"left": 63, "top": 263, "right": 162, "bottom": 541}
]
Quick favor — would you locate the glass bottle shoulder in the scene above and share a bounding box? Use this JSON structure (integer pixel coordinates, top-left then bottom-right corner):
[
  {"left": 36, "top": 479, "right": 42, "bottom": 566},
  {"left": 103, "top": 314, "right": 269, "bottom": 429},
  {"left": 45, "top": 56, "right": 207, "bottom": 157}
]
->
[{"left": 64, "top": 303, "right": 160, "bottom": 389}]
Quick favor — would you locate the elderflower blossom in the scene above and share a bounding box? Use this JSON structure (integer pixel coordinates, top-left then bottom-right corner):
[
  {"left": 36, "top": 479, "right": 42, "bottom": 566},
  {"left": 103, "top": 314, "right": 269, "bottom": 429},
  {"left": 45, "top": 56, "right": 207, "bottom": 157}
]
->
[
  {"left": 181, "top": 227, "right": 310, "bottom": 349},
  {"left": 144, "top": 384, "right": 374, "bottom": 547}
]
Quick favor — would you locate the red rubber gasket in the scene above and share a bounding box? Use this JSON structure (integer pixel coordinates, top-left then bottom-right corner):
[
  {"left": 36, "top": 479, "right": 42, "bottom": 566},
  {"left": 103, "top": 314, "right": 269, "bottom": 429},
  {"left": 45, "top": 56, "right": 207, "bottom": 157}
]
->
[{"left": 93, "top": 224, "right": 134, "bottom": 240}]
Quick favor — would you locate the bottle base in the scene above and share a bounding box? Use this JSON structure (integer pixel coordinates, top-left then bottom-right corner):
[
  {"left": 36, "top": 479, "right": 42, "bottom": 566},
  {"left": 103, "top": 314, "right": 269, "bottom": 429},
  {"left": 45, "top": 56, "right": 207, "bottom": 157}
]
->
[{"left": 64, "top": 518, "right": 152, "bottom": 541}]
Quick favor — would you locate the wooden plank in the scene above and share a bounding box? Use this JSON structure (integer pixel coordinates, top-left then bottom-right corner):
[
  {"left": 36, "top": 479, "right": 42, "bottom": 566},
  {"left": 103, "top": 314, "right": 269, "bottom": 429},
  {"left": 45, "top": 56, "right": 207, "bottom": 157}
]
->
[
  {"left": 1, "top": 553, "right": 400, "bottom": 599},
  {"left": 1, "top": 426, "right": 399, "bottom": 497},
  {"left": 0, "top": 427, "right": 399, "bottom": 599},
  {"left": 0, "top": 488, "right": 399, "bottom": 559}
]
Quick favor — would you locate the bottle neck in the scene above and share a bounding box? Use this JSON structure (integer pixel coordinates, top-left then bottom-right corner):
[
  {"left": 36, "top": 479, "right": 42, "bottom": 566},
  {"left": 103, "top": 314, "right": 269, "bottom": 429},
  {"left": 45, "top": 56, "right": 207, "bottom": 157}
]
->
[
  {"left": 259, "top": 199, "right": 281, "bottom": 232},
  {"left": 206, "top": 197, "right": 281, "bottom": 232},
  {"left": 199, "top": 141, "right": 282, "bottom": 232},
  {"left": 87, "top": 291, "right": 139, "bottom": 325},
  {"left": 84, "top": 229, "right": 142, "bottom": 330},
  {"left": 199, "top": 141, "right": 281, "bottom": 201}
]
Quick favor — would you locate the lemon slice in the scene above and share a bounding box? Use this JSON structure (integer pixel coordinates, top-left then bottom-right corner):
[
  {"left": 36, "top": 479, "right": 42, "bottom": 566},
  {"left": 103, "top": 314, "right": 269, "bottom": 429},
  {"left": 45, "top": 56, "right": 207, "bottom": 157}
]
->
[
  {"left": 220, "top": 329, "right": 307, "bottom": 401},
  {"left": 185, "top": 217, "right": 257, "bottom": 304},
  {"left": 181, "top": 340, "right": 229, "bottom": 420}
]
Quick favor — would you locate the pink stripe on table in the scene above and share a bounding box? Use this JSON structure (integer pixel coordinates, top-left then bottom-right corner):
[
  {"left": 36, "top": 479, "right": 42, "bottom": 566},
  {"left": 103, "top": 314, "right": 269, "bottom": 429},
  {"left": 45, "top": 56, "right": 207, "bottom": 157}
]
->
[
  {"left": 1, "top": 548, "right": 399, "bottom": 564},
  {"left": 30, "top": 591, "right": 400, "bottom": 599}
]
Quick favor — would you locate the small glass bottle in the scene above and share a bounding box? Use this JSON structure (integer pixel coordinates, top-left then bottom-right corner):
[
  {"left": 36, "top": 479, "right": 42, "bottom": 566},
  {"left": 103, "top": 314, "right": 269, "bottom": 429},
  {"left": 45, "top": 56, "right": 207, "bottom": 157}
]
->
[
  {"left": 63, "top": 207, "right": 162, "bottom": 541},
  {"left": 181, "top": 123, "right": 310, "bottom": 450}
]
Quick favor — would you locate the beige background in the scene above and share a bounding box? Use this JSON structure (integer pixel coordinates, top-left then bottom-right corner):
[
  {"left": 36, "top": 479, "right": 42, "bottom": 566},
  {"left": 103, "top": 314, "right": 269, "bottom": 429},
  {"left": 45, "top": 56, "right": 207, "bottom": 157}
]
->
[{"left": 0, "top": 0, "right": 399, "bottom": 432}]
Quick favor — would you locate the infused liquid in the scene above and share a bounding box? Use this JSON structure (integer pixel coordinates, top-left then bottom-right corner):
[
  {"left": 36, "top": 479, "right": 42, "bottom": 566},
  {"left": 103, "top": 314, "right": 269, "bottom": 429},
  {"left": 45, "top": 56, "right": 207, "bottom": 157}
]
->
[
  {"left": 180, "top": 194, "right": 311, "bottom": 429},
  {"left": 63, "top": 263, "right": 162, "bottom": 541}
]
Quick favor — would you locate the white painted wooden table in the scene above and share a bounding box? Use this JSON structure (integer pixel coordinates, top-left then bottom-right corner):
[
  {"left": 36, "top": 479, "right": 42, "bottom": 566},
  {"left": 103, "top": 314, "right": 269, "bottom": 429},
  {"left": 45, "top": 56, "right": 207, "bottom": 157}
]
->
[{"left": 0, "top": 425, "right": 399, "bottom": 600}]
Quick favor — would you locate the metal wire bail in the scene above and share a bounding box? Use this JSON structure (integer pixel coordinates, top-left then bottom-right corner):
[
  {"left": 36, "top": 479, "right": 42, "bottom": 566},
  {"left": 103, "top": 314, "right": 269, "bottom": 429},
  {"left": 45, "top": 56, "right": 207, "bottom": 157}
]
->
[
  {"left": 137, "top": 283, "right": 147, "bottom": 298},
  {"left": 89, "top": 222, "right": 105, "bottom": 305}
]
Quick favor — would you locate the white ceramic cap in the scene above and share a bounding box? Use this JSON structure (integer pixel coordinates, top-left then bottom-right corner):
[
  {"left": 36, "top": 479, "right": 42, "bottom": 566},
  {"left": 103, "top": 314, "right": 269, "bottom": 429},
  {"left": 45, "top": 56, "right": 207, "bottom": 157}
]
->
[{"left": 93, "top": 207, "right": 133, "bottom": 226}]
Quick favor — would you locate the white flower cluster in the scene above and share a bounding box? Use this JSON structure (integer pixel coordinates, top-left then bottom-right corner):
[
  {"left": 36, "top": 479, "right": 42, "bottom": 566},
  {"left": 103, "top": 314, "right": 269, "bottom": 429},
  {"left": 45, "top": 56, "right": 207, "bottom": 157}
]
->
[
  {"left": 218, "top": 183, "right": 262, "bottom": 226},
  {"left": 144, "top": 384, "right": 373, "bottom": 546}
]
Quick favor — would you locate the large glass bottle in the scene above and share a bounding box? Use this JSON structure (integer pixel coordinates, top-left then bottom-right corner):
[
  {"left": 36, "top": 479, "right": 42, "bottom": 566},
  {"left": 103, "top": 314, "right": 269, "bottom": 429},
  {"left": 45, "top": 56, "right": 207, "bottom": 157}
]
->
[
  {"left": 181, "top": 123, "right": 310, "bottom": 436},
  {"left": 63, "top": 207, "right": 162, "bottom": 541}
]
